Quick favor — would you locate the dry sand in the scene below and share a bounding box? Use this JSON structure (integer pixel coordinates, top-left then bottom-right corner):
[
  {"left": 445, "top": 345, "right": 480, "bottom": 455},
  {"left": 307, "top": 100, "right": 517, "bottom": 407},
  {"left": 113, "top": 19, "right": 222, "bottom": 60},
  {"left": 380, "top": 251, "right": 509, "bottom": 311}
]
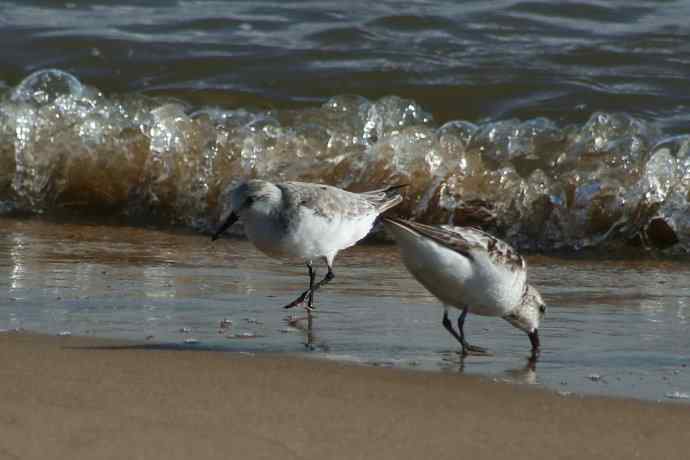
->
[{"left": 1, "top": 332, "right": 689, "bottom": 460}]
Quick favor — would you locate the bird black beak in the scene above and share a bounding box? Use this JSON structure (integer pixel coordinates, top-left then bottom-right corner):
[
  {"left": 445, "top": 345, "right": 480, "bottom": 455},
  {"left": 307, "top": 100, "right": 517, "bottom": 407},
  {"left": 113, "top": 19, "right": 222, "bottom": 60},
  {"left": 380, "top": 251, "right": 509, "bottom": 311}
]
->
[
  {"left": 211, "top": 212, "right": 238, "bottom": 241},
  {"left": 528, "top": 329, "right": 540, "bottom": 352}
]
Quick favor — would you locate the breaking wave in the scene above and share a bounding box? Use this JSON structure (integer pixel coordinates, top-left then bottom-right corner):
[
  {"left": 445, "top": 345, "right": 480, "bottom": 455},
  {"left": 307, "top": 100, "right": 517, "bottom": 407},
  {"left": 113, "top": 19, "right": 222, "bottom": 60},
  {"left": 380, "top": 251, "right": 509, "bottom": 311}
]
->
[{"left": 2, "top": 69, "right": 690, "bottom": 253}]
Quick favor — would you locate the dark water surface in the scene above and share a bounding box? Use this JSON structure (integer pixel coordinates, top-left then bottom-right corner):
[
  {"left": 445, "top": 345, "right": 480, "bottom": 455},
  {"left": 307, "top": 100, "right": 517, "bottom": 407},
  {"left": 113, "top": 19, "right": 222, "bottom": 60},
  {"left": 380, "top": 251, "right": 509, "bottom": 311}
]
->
[
  {"left": 1, "top": 218, "right": 689, "bottom": 402},
  {"left": 3, "top": 0, "right": 690, "bottom": 127}
]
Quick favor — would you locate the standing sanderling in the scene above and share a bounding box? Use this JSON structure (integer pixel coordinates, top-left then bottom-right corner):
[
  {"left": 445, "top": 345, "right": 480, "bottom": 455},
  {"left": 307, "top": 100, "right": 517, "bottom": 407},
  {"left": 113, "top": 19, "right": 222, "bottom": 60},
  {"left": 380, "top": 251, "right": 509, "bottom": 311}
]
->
[
  {"left": 212, "top": 180, "right": 404, "bottom": 321},
  {"left": 384, "top": 218, "right": 545, "bottom": 357}
]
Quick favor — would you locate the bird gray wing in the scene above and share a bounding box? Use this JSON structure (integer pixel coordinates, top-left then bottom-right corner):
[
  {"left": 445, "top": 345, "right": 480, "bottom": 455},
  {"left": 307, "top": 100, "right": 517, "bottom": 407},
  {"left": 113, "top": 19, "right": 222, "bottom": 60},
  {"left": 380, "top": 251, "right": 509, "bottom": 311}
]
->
[
  {"left": 278, "top": 182, "right": 377, "bottom": 220},
  {"left": 387, "top": 218, "right": 525, "bottom": 272}
]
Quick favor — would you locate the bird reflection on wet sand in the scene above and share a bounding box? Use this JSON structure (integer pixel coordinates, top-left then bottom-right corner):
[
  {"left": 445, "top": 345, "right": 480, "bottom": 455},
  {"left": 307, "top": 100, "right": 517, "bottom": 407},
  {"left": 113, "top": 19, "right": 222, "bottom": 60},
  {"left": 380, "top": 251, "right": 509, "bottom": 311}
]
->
[
  {"left": 285, "top": 314, "right": 328, "bottom": 351},
  {"left": 440, "top": 351, "right": 539, "bottom": 385}
]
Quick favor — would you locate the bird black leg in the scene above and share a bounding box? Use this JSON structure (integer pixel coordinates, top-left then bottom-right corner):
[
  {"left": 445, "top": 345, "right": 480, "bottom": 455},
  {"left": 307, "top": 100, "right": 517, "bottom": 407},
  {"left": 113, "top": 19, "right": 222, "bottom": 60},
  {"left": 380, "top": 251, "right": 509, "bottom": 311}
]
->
[
  {"left": 457, "top": 307, "right": 489, "bottom": 355},
  {"left": 284, "top": 263, "right": 315, "bottom": 310},
  {"left": 312, "top": 266, "right": 334, "bottom": 292},
  {"left": 528, "top": 329, "right": 540, "bottom": 358},
  {"left": 442, "top": 311, "right": 463, "bottom": 344},
  {"left": 284, "top": 263, "right": 335, "bottom": 310},
  {"left": 307, "top": 264, "right": 316, "bottom": 309},
  {"left": 442, "top": 309, "right": 488, "bottom": 356}
]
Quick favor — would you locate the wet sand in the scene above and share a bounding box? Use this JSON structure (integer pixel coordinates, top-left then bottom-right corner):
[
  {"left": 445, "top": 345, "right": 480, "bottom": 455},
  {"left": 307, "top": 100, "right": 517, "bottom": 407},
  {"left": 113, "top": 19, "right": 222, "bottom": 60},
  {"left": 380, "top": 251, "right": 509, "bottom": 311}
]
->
[
  {"left": 3, "top": 217, "right": 690, "bottom": 401},
  {"left": 1, "top": 332, "right": 689, "bottom": 460}
]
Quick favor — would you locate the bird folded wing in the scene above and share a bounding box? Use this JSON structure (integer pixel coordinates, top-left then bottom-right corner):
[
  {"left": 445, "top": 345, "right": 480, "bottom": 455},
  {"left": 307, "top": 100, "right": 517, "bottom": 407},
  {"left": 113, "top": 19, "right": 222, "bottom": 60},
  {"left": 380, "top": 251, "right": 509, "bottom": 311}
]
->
[
  {"left": 388, "top": 218, "right": 525, "bottom": 272},
  {"left": 279, "top": 182, "right": 375, "bottom": 220}
]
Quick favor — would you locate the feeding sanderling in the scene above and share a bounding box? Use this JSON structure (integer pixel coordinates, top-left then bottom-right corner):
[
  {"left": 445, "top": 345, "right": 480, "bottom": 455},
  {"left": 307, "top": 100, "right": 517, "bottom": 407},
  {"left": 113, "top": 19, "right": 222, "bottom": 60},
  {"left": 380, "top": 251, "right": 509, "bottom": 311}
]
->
[
  {"left": 212, "top": 180, "right": 404, "bottom": 322},
  {"left": 384, "top": 218, "right": 545, "bottom": 357}
]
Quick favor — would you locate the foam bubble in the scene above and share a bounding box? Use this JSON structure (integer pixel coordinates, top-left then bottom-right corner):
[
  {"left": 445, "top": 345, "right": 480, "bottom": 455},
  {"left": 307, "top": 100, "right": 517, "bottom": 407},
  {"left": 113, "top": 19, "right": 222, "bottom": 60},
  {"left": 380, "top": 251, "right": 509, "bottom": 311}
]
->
[
  {"left": 10, "top": 69, "right": 83, "bottom": 105},
  {"left": 2, "top": 68, "right": 690, "bottom": 253}
]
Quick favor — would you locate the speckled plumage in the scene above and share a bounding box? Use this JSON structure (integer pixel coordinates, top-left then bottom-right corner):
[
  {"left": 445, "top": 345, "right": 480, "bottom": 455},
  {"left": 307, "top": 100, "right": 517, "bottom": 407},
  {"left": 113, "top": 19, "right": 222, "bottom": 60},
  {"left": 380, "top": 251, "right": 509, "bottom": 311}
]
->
[
  {"left": 393, "top": 219, "right": 526, "bottom": 273},
  {"left": 384, "top": 217, "right": 545, "bottom": 356}
]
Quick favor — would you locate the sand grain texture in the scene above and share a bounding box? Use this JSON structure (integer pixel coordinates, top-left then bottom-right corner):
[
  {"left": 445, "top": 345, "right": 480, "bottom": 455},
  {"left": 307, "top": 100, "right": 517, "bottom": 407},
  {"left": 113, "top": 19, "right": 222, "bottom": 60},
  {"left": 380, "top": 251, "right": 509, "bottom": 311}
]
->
[{"left": 1, "top": 332, "right": 688, "bottom": 460}]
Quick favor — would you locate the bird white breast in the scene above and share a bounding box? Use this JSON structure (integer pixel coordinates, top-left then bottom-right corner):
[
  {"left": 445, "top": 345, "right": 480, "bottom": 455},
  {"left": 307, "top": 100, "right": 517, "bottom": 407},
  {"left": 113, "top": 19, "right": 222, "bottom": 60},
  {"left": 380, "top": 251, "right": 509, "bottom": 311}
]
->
[
  {"left": 244, "top": 207, "right": 377, "bottom": 261},
  {"left": 387, "top": 223, "right": 525, "bottom": 317}
]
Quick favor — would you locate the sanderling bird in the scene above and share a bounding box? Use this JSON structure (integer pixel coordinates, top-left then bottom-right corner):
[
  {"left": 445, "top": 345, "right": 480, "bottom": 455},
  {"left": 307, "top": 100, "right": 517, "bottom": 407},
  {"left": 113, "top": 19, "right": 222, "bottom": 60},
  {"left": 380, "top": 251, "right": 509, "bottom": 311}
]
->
[
  {"left": 384, "top": 218, "right": 545, "bottom": 356},
  {"left": 212, "top": 180, "right": 404, "bottom": 320}
]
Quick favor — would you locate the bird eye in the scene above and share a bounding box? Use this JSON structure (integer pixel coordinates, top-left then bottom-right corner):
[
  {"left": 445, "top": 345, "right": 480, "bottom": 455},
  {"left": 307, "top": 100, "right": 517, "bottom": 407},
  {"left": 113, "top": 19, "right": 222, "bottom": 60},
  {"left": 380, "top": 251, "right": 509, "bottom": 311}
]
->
[
  {"left": 244, "top": 196, "right": 254, "bottom": 207},
  {"left": 539, "top": 305, "right": 546, "bottom": 314}
]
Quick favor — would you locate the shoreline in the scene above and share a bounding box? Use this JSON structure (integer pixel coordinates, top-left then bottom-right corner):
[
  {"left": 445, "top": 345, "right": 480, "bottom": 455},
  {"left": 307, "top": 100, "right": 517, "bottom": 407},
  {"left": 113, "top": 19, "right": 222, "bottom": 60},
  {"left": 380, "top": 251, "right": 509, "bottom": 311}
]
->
[{"left": 2, "top": 331, "right": 690, "bottom": 460}]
